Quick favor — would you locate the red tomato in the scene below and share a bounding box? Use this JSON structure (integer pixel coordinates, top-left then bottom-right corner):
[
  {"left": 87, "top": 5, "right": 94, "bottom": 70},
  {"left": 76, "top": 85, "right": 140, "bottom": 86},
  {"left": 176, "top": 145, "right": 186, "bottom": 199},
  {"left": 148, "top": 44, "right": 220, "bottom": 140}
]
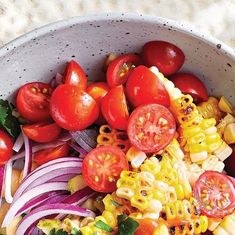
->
[
  {"left": 142, "top": 41, "right": 185, "bottom": 76},
  {"left": 22, "top": 122, "right": 61, "bottom": 143},
  {"left": 127, "top": 104, "right": 176, "bottom": 153},
  {"left": 171, "top": 73, "right": 208, "bottom": 103},
  {"left": 64, "top": 60, "right": 87, "bottom": 90},
  {"left": 50, "top": 84, "right": 99, "bottom": 131},
  {"left": 33, "top": 143, "right": 69, "bottom": 165},
  {"left": 193, "top": 171, "right": 235, "bottom": 218},
  {"left": 224, "top": 145, "right": 235, "bottom": 177},
  {"left": 82, "top": 146, "right": 129, "bottom": 192},
  {"left": 87, "top": 82, "right": 109, "bottom": 124},
  {"left": 101, "top": 85, "right": 129, "bottom": 130},
  {"left": 0, "top": 130, "right": 13, "bottom": 165},
  {"left": 125, "top": 66, "right": 170, "bottom": 108},
  {"left": 106, "top": 54, "right": 141, "bottom": 88},
  {"left": 134, "top": 219, "right": 158, "bottom": 235},
  {"left": 16, "top": 82, "right": 52, "bottom": 122}
]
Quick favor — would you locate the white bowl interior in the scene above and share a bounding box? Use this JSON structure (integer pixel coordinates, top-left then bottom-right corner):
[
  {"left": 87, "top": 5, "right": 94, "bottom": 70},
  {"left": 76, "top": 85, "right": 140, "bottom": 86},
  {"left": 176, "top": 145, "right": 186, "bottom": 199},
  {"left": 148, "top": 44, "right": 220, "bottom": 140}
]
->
[{"left": 0, "top": 14, "right": 235, "bottom": 104}]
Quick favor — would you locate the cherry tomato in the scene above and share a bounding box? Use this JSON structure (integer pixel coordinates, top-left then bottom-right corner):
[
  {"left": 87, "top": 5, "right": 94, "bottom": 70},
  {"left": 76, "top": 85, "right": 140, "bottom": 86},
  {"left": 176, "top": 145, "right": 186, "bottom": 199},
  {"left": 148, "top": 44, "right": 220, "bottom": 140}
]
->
[
  {"left": 224, "top": 145, "right": 235, "bottom": 177},
  {"left": 33, "top": 143, "right": 69, "bottom": 165},
  {"left": 134, "top": 219, "right": 158, "bottom": 235},
  {"left": 22, "top": 122, "right": 61, "bottom": 143},
  {"left": 127, "top": 104, "right": 176, "bottom": 153},
  {"left": 142, "top": 41, "right": 185, "bottom": 76},
  {"left": 125, "top": 66, "right": 170, "bottom": 108},
  {"left": 16, "top": 82, "right": 52, "bottom": 122},
  {"left": 193, "top": 171, "right": 235, "bottom": 218},
  {"left": 171, "top": 73, "right": 208, "bottom": 103},
  {"left": 82, "top": 146, "right": 129, "bottom": 193},
  {"left": 101, "top": 85, "right": 129, "bottom": 130},
  {"left": 50, "top": 84, "right": 99, "bottom": 131},
  {"left": 87, "top": 82, "right": 109, "bottom": 124},
  {"left": 64, "top": 60, "right": 87, "bottom": 90},
  {"left": 106, "top": 54, "right": 141, "bottom": 88},
  {"left": 0, "top": 130, "right": 13, "bottom": 166}
]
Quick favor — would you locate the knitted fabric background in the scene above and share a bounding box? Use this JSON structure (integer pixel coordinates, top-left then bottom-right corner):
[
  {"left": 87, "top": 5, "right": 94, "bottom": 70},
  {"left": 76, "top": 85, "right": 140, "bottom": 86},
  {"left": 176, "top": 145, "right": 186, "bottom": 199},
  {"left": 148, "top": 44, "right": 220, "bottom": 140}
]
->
[{"left": 0, "top": 0, "right": 235, "bottom": 48}]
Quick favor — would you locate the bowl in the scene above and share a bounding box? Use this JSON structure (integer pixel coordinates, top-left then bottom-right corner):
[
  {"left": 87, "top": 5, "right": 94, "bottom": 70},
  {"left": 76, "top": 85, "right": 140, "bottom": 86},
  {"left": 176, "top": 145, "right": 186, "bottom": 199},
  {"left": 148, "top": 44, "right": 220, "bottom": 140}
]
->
[{"left": 0, "top": 13, "right": 235, "bottom": 104}]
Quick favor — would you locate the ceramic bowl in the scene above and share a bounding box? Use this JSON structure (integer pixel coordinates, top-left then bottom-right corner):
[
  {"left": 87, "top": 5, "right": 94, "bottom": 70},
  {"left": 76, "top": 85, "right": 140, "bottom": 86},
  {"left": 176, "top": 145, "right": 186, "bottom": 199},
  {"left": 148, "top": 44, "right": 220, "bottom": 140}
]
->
[{"left": 0, "top": 13, "right": 235, "bottom": 104}]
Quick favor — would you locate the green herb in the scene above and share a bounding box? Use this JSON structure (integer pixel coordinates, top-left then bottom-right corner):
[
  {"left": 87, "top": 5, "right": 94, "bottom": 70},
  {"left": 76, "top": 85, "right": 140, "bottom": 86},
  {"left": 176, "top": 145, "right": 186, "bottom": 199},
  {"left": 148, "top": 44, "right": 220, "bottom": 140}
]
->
[
  {"left": 93, "top": 232, "right": 100, "bottom": 235},
  {"left": 117, "top": 214, "right": 139, "bottom": 235},
  {"left": 0, "top": 99, "right": 20, "bottom": 138},
  {"left": 111, "top": 200, "right": 122, "bottom": 207},
  {"left": 21, "top": 212, "right": 27, "bottom": 217},
  {"left": 71, "top": 227, "right": 82, "bottom": 235},
  {"left": 94, "top": 220, "right": 113, "bottom": 232},
  {"left": 49, "top": 228, "right": 68, "bottom": 235}
]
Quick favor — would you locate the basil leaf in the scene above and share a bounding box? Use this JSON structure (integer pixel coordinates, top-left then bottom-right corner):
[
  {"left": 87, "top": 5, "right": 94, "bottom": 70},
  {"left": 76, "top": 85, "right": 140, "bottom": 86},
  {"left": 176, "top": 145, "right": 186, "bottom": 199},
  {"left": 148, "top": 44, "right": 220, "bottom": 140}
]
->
[
  {"left": 117, "top": 214, "right": 139, "bottom": 235},
  {"left": 71, "top": 227, "right": 82, "bottom": 235},
  {"left": 94, "top": 220, "right": 113, "bottom": 232}
]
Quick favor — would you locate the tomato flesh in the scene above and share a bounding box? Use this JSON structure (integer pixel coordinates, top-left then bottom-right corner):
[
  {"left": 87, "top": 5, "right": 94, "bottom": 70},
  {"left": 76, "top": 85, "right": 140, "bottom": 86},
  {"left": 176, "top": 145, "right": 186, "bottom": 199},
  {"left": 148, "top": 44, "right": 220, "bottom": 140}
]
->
[
  {"left": 0, "top": 130, "right": 13, "bottom": 166},
  {"left": 33, "top": 143, "right": 69, "bottom": 165},
  {"left": 50, "top": 84, "right": 99, "bottom": 131},
  {"left": 127, "top": 104, "right": 176, "bottom": 153},
  {"left": 101, "top": 85, "right": 129, "bottom": 130},
  {"left": 82, "top": 146, "right": 129, "bottom": 193},
  {"left": 193, "top": 171, "right": 235, "bottom": 218},
  {"left": 16, "top": 82, "right": 52, "bottom": 122},
  {"left": 107, "top": 54, "right": 141, "bottom": 88},
  {"left": 22, "top": 122, "right": 61, "bottom": 143},
  {"left": 142, "top": 41, "right": 185, "bottom": 76},
  {"left": 134, "top": 219, "right": 158, "bottom": 235},
  {"left": 171, "top": 73, "right": 208, "bottom": 103},
  {"left": 126, "top": 65, "right": 170, "bottom": 108},
  {"left": 64, "top": 60, "right": 87, "bottom": 90}
]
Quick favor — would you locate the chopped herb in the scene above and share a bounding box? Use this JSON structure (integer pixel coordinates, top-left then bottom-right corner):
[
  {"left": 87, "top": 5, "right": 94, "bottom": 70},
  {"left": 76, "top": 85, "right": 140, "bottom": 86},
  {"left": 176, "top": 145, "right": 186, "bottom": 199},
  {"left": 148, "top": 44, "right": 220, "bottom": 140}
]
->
[
  {"left": 117, "top": 214, "right": 139, "bottom": 235},
  {"left": 71, "top": 227, "right": 82, "bottom": 235},
  {"left": 49, "top": 228, "right": 68, "bottom": 235},
  {"left": 21, "top": 212, "right": 27, "bottom": 217},
  {"left": 0, "top": 99, "right": 20, "bottom": 138},
  {"left": 111, "top": 200, "right": 122, "bottom": 207},
  {"left": 94, "top": 220, "right": 113, "bottom": 232},
  {"left": 93, "top": 232, "right": 100, "bottom": 235}
]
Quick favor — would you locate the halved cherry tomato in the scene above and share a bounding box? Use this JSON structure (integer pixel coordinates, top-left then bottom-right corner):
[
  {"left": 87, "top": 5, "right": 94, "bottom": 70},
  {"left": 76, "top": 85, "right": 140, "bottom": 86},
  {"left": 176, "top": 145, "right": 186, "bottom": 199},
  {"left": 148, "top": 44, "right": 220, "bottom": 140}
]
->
[
  {"left": 82, "top": 146, "right": 129, "bottom": 192},
  {"left": 127, "top": 104, "right": 176, "bottom": 153},
  {"left": 125, "top": 66, "right": 170, "bottom": 108},
  {"left": 50, "top": 84, "right": 99, "bottom": 131},
  {"left": 171, "top": 73, "right": 208, "bottom": 103},
  {"left": 193, "top": 171, "right": 235, "bottom": 218},
  {"left": 33, "top": 143, "right": 69, "bottom": 165},
  {"left": 16, "top": 82, "right": 52, "bottom": 122},
  {"left": 224, "top": 144, "right": 235, "bottom": 177},
  {"left": 64, "top": 60, "right": 87, "bottom": 90},
  {"left": 142, "top": 41, "right": 185, "bottom": 76},
  {"left": 22, "top": 122, "right": 61, "bottom": 143},
  {"left": 106, "top": 54, "right": 141, "bottom": 88},
  {"left": 134, "top": 219, "right": 158, "bottom": 235},
  {"left": 101, "top": 85, "right": 129, "bottom": 130},
  {"left": 0, "top": 130, "right": 13, "bottom": 166},
  {"left": 87, "top": 82, "right": 109, "bottom": 124}
]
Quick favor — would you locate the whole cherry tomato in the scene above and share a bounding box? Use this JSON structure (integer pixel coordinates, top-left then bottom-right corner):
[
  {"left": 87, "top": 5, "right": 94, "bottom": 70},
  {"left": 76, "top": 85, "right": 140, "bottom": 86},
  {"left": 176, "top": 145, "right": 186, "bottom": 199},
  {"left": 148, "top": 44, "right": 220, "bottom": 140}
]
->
[
  {"left": 125, "top": 66, "right": 170, "bottom": 108},
  {"left": 101, "top": 85, "right": 129, "bottom": 130},
  {"left": 16, "top": 82, "right": 52, "bottom": 122},
  {"left": 64, "top": 60, "right": 87, "bottom": 90},
  {"left": 0, "top": 130, "right": 13, "bottom": 166},
  {"left": 171, "top": 73, "right": 208, "bottom": 103},
  {"left": 50, "top": 84, "right": 99, "bottom": 131},
  {"left": 106, "top": 54, "right": 141, "bottom": 88},
  {"left": 142, "top": 41, "right": 185, "bottom": 76}
]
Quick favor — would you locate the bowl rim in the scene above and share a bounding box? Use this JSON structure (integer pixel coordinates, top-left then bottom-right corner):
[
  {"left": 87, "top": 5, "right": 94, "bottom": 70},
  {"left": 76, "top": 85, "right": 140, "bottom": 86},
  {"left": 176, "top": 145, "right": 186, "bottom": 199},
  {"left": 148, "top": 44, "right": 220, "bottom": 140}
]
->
[{"left": 0, "top": 12, "right": 234, "bottom": 59}]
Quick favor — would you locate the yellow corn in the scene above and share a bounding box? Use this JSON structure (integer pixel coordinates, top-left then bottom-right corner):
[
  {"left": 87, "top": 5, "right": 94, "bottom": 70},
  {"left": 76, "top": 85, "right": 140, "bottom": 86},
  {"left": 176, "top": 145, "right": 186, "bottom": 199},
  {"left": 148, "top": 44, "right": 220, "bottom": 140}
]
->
[{"left": 218, "top": 96, "right": 234, "bottom": 113}]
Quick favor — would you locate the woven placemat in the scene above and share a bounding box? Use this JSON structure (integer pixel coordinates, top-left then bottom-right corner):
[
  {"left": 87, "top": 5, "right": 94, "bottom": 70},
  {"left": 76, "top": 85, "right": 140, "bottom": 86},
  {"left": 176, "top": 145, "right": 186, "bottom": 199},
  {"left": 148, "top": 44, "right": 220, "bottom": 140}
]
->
[{"left": 0, "top": 0, "right": 235, "bottom": 48}]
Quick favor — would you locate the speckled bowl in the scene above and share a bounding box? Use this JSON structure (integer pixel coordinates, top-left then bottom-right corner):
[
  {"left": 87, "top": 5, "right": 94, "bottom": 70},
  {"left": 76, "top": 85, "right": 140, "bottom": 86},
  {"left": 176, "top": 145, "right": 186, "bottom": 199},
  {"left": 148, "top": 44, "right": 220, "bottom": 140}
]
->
[{"left": 0, "top": 13, "right": 235, "bottom": 104}]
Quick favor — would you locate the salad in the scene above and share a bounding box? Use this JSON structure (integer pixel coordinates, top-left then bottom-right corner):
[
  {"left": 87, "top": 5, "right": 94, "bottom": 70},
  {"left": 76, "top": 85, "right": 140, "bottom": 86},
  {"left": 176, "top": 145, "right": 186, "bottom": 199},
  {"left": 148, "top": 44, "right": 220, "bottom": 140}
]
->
[{"left": 0, "top": 40, "right": 234, "bottom": 235}]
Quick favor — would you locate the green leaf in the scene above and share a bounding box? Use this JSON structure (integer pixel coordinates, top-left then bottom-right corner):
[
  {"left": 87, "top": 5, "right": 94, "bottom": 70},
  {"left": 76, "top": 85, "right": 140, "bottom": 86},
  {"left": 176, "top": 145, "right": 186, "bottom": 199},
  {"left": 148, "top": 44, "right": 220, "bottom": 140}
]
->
[
  {"left": 21, "top": 212, "right": 27, "bottom": 217},
  {"left": 93, "top": 232, "right": 100, "bottom": 235},
  {"left": 94, "top": 220, "right": 113, "bottom": 232},
  {"left": 111, "top": 200, "right": 122, "bottom": 207},
  {"left": 71, "top": 227, "right": 82, "bottom": 235},
  {"left": 49, "top": 228, "right": 68, "bottom": 235},
  {"left": 117, "top": 214, "right": 139, "bottom": 235}
]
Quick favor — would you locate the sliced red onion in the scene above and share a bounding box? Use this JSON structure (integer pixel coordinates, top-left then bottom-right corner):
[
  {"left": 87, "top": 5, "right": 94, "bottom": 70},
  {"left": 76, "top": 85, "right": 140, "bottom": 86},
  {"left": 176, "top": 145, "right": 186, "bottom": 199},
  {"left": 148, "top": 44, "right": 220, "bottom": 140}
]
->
[
  {"left": 4, "top": 160, "right": 13, "bottom": 203},
  {"left": 15, "top": 204, "right": 95, "bottom": 235},
  {"left": 21, "top": 131, "right": 32, "bottom": 179},
  {"left": 0, "top": 165, "right": 5, "bottom": 206},
  {"left": 13, "top": 132, "right": 24, "bottom": 152},
  {"left": 69, "top": 142, "right": 88, "bottom": 156},
  {"left": 14, "top": 161, "right": 82, "bottom": 201},
  {"left": 49, "top": 174, "right": 77, "bottom": 182},
  {"left": 2, "top": 182, "right": 68, "bottom": 227}
]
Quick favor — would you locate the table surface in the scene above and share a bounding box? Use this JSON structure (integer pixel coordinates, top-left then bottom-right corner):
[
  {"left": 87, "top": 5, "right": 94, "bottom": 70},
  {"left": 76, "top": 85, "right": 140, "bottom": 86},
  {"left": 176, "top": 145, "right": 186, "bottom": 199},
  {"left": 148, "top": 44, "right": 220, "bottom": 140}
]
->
[{"left": 0, "top": 0, "right": 235, "bottom": 48}]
